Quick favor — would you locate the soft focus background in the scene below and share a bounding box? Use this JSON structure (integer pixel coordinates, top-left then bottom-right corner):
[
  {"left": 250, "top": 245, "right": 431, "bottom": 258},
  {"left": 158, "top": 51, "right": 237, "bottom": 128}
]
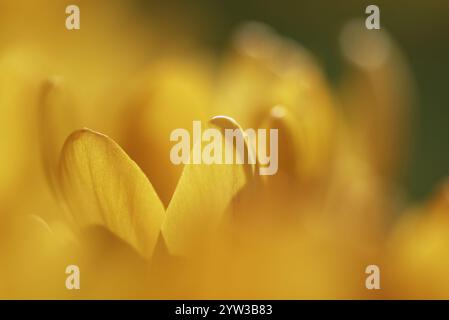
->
[
  {"left": 135, "top": 0, "right": 449, "bottom": 202},
  {"left": 1, "top": 0, "right": 447, "bottom": 202},
  {"left": 0, "top": 0, "right": 448, "bottom": 299}
]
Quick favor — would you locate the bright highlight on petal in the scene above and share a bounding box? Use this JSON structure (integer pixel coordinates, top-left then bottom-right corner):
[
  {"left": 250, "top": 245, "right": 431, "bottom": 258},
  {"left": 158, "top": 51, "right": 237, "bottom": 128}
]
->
[{"left": 162, "top": 118, "right": 248, "bottom": 256}]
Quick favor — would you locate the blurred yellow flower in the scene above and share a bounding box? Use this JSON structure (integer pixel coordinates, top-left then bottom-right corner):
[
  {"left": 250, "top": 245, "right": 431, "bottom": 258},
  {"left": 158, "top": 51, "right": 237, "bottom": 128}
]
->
[{"left": 0, "top": 1, "right": 447, "bottom": 300}]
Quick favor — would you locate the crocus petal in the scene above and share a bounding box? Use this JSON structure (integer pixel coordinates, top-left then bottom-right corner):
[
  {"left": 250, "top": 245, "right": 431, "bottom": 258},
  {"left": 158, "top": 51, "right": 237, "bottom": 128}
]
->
[
  {"left": 0, "top": 48, "right": 42, "bottom": 208},
  {"left": 260, "top": 105, "right": 304, "bottom": 180},
  {"left": 59, "top": 128, "right": 165, "bottom": 259},
  {"left": 120, "top": 56, "right": 213, "bottom": 208},
  {"left": 339, "top": 19, "right": 414, "bottom": 177},
  {"left": 39, "top": 78, "right": 81, "bottom": 194},
  {"left": 162, "top": 118, "right": 248, "bottom": 256},
  {"left": 216, "top": 22, "right": 282, "bottom": 128},
  {"left": 0, "top": 214, "right": 66, "bottom": 298},
  {"left": 386, "top": 183, "right": 449, "bottom": 298},
  {"left": 218, "top": 22, "right": 337, "bottom": 183}
]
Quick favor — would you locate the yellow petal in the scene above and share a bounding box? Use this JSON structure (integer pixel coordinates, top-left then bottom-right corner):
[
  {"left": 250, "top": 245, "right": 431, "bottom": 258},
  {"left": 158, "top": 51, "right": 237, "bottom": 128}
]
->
[
  {"left": 162, "top": 118, "right": 248, "bottom": 256},
  {"left": 0, "top": 48, "right": 42, "bottom": 208},
  {"left": 339, "top": 19, "right": 414, "bottom": 177},
  {"left": 209, "top": 115, "right": 258, "bottom": 179},
  {"left": 0, "top": 214, "right": 66, "bottom": 298},
  {"left": 59, "top": 128, "right": 165, "bottom": 259},
  {"left": 386, "top": 203, "right": 449, "bottom": 297},
  {"left": 260, "top": 105, "right": 304, "bottom": 180},
  {"left": 39, "top": 77, "right": 81, "bottom": 194},
  {"left": 216, "top": 22, "right": 281, "bottom": 128},
  {"left": 120, "top": 56, "right": 213, "bottom": 207},
  {"left": 218, "top": 23, "right": 337, "bottom": 182}
]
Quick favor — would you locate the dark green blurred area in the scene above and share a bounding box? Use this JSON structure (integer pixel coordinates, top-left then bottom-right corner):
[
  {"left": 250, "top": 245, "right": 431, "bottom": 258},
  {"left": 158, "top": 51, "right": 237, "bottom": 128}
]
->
[{"left": 137, "top": 0, "right": 449, "bottom": 202}]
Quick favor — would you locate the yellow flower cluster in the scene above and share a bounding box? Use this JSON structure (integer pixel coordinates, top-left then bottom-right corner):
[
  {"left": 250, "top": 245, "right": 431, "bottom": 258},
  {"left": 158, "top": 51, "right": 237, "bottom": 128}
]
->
[{"left": 0, "top": 1, "right": 447, "bottom": 299}]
